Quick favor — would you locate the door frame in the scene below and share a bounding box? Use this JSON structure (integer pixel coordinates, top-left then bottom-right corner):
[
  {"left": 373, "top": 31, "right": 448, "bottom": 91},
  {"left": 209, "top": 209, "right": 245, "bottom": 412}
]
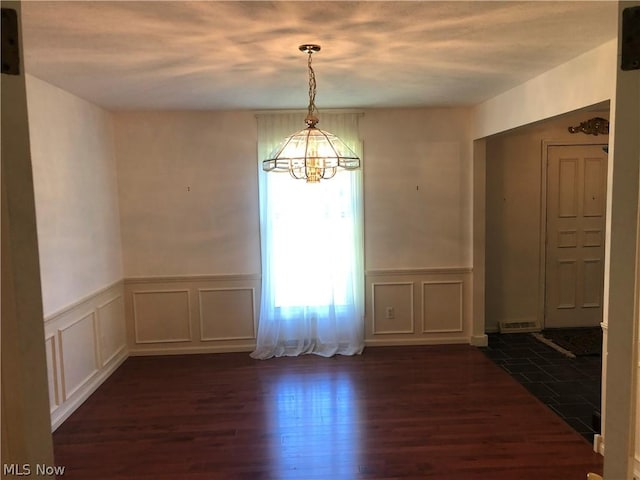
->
[{"left": 538, "top": 141, "right": 609, "bottom": 330}]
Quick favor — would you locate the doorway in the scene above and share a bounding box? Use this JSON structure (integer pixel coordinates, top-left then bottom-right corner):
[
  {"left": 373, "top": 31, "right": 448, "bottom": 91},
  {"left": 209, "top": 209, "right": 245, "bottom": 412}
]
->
[
  {"left": 483, "top": 110, "right": 610, "bottom": 335},
  {"left": 543, "top": 144, "right": 608, "bottom": 329},
  {"left": 483, "top": 110, "right": 610, "bottom": 447}
]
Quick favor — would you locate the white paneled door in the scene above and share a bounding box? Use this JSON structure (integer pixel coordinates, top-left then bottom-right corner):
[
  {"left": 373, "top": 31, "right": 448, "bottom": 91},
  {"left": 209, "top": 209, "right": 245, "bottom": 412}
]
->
[{"left": 545, "top": 145, "right": 608, "bottom": 328}]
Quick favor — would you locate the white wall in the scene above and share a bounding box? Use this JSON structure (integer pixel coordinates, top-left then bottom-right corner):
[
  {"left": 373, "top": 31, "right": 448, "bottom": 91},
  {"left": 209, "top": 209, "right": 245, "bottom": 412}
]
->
[
  {"left": 112, "top": 110, "right": 269, "bottom": 355},
  {"left": 114, "top": 108, "right": 473, "bottom": 277},
  {"left": 26, "top": 75, "right": 127, "bottom": 430},
  {"left": 113, "top": 111, "right": 261, "bottom": 277},
  {"left": 485, "top": 109, "right": 610, "bottom": 332},
  {"left": 361, "top": 108, "right": 473, "bottom": 270},
  {"left": 26, "top": 75, "right": 123, "bottom": 316},
  {"left": 360, "top": 108, "right": 474, "bottom": 346},
  {"left": 114, "top": 108, "right": 475, "bottom": 351}
]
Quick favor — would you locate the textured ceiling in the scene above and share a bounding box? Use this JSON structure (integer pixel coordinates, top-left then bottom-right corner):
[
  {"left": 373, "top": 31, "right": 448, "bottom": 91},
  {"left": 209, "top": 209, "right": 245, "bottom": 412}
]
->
[{"left": 21, "top": 1, "right": 618, "bottom": 111}]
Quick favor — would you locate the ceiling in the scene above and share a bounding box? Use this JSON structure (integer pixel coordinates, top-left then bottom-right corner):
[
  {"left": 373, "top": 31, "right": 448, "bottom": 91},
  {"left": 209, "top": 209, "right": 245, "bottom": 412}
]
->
[{"left": 21, "top": 1, "right": 618, "bottom": 111}]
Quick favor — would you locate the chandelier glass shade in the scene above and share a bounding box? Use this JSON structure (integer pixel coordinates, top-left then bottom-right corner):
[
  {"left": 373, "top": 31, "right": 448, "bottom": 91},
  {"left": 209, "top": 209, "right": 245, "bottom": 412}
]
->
[
  {"left": 262, "top": 44, "right": 361, "bottom": 183},
  {"left": 263, "top": 127, "right": 360, "bottom": 183}
]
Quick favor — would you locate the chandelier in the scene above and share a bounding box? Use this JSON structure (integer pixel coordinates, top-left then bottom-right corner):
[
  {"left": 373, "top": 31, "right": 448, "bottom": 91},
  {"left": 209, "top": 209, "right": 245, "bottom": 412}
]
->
[{"left": 262, "top": 44, "right": 361, "bottom": 183}]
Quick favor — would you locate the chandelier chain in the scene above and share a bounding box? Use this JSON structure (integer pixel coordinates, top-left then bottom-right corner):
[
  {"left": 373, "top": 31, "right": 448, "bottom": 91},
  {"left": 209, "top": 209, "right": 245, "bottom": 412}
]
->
[{"left": 307, "top": 52, "right": 317, "bottom": 118}]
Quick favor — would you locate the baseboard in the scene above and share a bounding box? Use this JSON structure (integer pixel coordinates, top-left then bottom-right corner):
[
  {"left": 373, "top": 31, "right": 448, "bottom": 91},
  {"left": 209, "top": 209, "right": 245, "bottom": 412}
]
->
[
  {"left": 470, "top": 334, "right": 488, "bottom": 347},
  {"left": 51, "top": 348, "right": 128, "bottom": 431},
  {"left": 365, "top": 337, "right": 468, "bottom": 347},
  {"left": 131, "top": 338, "right": 474, "bottom": 355},
  {"left": 593, "top": 433, "right": 604, "bottom": 455},
  {"left": 129, "top": 343, "right": 256, "bottom": 356}
]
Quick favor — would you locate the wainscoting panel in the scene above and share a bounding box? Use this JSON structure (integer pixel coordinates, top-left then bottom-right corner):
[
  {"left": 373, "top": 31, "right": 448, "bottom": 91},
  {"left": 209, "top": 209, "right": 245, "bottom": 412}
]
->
[
  {"left": 124, "top": 275, "right": 261, "bottom": 355},
  {"left": 371, "top": 282, "right": 414, "bottom": 334},
  {"left": 98, "top": 295, "right": 126, "bottom": 366},
  {"left": 44, "top": 334, "right": 59, "bottom": 414},
  {"left": 422, "top": 281, "right": 464, "bottom": 333},
  {"left": 44, "top": 281, "right": 127, "bottom": 431},
  {"left": 365, "top": 268, "right": 472, "bottom": 346},
  {"left": 199, "top": 288, "right": 256, "bottom": 341},
  {"left": 133, "top": 290, "right": 192, "bottom": 344},
  {"left": 58, "top": 312, "right": 98, "bottom": 400}
]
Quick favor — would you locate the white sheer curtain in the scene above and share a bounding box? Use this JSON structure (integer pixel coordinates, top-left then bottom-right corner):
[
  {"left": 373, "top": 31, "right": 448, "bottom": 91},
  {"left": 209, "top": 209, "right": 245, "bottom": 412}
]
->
[{"left": 251, "top": 112, "right": 364, "bottom": 359}]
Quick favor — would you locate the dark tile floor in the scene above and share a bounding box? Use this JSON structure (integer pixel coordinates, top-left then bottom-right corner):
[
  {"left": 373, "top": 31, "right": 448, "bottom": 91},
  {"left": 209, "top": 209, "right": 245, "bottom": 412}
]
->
[{"left": 480, "top": 332, "right": 602, "bottom": 442}]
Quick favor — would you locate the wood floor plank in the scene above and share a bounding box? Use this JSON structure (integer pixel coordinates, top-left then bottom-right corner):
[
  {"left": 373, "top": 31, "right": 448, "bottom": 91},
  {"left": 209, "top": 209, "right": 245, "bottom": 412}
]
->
[{"left": 53, "top": 345, "right": 603, "bottom": 479}]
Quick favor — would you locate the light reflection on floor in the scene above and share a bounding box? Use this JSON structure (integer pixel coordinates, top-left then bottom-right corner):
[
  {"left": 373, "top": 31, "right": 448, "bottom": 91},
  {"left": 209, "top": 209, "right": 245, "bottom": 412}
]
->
[{"left": 267, "top": 369, "right": 360, "bottom": 479}]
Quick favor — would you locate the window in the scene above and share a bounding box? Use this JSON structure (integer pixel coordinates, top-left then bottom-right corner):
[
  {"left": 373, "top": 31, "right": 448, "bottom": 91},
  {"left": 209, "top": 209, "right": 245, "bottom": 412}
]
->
[{"left": 252, "top": 113, "right": 364, "bottom": 359}]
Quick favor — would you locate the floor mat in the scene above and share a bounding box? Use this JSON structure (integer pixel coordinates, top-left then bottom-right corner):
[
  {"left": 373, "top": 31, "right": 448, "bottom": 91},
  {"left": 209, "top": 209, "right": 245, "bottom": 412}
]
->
[{"left": 534, "top": 327, "right": 602, "bottom": 357}]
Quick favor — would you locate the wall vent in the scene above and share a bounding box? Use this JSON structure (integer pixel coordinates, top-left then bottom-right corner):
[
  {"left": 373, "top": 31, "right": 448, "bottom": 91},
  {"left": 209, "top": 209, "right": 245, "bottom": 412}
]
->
[{"left": 498, "top": 321, "right": 539, "bottom": 333}]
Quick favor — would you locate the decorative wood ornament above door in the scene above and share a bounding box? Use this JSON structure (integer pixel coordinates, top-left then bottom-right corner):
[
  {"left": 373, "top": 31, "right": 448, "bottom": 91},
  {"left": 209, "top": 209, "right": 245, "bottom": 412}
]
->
[{"left": 568, "top": 117, "right": 610, "bottom": 136}]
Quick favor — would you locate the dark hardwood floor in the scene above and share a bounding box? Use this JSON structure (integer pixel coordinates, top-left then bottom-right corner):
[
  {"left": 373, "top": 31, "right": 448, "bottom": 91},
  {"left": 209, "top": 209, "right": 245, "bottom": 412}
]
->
[{"left": 53, "top": 345, "right": 603, "bottom": 479}]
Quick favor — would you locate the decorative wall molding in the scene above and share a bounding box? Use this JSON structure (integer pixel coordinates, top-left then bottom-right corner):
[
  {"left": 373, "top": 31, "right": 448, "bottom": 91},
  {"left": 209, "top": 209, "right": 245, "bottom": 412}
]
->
[
  {"left": 58, "top": 312, "right": 99, "bottom": 400},
  {"left": 124, "top": 273, "right": 260, "bottom": 285},
  {"left": 421, "top": 280, "right": 464, "bottom": 333},
  {"left": 365, "top": 268, "right": 472, "bottom": 345},
  {"left": 44, "top": 334, "right": 59, "bottom": 414},
  {"left": 198, "top": 287, "right": 256, "bottom": 341},
  {"left": 371, "top": 282, "right": 415, "bottom": 335},
  {"left": 44, "top": 281, "right": 127, "bottom": 431},
  {"left": 125, "top": 275, "right": 260, "bottom": 355},
  {"left": 567, "top": 117, "right": 609, "bottom": 136},
  {"left": 366, "top": 267, "right": 472, "bottom": 277},
  {"left": 44, "top": 278, "right": 123, "bottom": 323},
  {"left": 132, "top": 289, "right": 192, "bottom": 344},
  {"left": 97, "top": 295, "right": 126, "bottom": 366},
  {"left": 124, "top": 270, "right": 474, "bottom": 353}
]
